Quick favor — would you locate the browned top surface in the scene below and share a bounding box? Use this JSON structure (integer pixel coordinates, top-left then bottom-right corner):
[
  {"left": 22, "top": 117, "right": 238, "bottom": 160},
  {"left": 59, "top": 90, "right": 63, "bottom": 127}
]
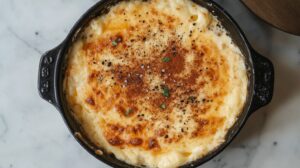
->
[{"left": 64, "top": 1, "right": 244, "bottom": 155}]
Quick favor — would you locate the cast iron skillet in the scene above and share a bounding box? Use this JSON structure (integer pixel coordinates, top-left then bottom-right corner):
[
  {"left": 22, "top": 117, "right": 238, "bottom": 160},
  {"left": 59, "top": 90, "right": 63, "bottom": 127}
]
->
[{"left": 38, "top": 0, "right": 274, "bottom": 167}]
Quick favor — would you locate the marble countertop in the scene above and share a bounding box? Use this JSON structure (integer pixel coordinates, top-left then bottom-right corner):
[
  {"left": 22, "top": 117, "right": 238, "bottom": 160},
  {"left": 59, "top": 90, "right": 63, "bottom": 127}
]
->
[{"left": 0, "top": 0, "right": 299, "bottom": 168}]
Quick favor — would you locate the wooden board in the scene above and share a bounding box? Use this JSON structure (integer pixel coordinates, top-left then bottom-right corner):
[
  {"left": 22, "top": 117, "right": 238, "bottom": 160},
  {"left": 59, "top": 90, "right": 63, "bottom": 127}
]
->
[{"left": 242, "top": 0, "right": 300, "bottom": 36}]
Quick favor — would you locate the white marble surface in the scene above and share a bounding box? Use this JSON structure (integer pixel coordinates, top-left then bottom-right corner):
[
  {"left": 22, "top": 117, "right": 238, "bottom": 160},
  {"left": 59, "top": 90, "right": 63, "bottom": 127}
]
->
[{"left": 0, "top": 0, "right": 299, "bottom": 168}]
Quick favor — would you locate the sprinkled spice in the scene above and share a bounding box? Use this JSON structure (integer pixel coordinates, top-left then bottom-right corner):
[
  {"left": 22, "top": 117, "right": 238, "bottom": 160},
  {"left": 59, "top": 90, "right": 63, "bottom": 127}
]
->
[
  {"left": 98, "top": 76, "right": 104, "bottom": 83},
  {"left": 116, "top": 36, "right": 123, "bottom": 42},
  {"left": 188, "top": 96, "right": 197, "bottom": 103}
]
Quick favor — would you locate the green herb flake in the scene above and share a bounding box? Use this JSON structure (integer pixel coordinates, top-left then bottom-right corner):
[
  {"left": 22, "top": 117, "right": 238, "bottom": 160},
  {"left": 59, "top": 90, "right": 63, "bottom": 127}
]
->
[
  {"left": 160, "top": 103, "right": 167, "bottom": 109},
  {"left": 112, "top": 36, "right": 123, "bottom": 47},
  {"left": 162, "top": 57, "right": 171, "bottom": 63},
  {"left": 125, "top": 108, "right": 133, "bottom": 116},
  {"left": 112, "top": 40, "right": 118, "bottom": 46},
  {"left": 162, "top": 86, "right": 170, "bottom": 98}
]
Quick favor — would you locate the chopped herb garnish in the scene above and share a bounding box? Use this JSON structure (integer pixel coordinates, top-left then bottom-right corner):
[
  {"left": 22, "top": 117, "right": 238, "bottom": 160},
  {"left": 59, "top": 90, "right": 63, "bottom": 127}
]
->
[
  {"left": 112, "top": 40, "right": 118, "bottom": 46},
  {"left": 160, "top": 103, "right": 167, "bottom": 109},
  {"left": 125, "top": 108, "right": 133, "bottom": 116},
  {"left": 162, "top": 57, "right": 171, "bottom": 62},
  {"left": 112, "top": 36, "right": 123, "bottom": 46},
  {"left": 162, "top": 86, "right": 170, "bottom": 97}
]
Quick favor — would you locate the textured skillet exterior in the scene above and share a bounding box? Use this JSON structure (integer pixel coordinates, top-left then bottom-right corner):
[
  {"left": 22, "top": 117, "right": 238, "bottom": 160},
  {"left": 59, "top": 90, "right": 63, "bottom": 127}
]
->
[{"left": 63, "top": 0, "right": 248, "bottom": 167}]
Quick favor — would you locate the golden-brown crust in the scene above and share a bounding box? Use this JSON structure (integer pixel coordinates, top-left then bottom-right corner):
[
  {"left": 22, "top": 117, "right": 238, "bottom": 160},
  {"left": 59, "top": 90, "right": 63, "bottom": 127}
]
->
[
  {"left": 64, "top": 0, "right": 247, "bottom": 167},
  {"left": 70, "top": 6, "right": 229, "bottom": 149},
  {"left": 82, "top": 40, "right": 228, "bottom": 148}
]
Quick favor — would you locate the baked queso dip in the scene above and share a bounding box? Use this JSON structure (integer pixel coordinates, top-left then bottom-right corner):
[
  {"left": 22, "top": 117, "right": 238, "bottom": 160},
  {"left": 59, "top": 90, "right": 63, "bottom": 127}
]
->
[{"left": 64, "top": 0, "right": 248, "bottom": 167}]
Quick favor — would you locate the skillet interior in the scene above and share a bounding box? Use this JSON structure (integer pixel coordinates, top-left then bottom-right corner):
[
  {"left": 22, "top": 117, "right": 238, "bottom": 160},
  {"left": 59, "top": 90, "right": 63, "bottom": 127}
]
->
[{"left": 54, "top": 0, "right": 255, "bottom": 167}]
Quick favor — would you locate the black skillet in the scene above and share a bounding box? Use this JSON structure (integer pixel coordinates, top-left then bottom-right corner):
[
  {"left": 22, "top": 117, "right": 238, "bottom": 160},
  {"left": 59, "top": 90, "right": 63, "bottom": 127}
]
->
[{"left": 38, "top": 0, "right": 274, "bottom": 167}]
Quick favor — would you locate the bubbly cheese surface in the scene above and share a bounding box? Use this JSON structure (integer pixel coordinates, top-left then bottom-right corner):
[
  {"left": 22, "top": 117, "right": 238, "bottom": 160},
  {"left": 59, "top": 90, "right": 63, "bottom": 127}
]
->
[{"left": 64, "top": 0, "right": 248, "bottom": 167}]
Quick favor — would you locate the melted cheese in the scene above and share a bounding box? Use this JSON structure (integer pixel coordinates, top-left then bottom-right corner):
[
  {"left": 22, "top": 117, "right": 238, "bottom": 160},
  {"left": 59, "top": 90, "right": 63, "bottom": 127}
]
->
[{"left": 64, "top": 0, "right": 248, "bottom": 167}]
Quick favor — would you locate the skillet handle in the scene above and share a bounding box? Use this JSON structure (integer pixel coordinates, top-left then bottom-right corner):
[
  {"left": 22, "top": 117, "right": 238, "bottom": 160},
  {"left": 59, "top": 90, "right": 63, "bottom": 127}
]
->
[
  {"left": 38, "top": 46, "right": 61, "bottom": 106},
  {"left": 249, "top": 49, "right": 274, "bottom": 114}
]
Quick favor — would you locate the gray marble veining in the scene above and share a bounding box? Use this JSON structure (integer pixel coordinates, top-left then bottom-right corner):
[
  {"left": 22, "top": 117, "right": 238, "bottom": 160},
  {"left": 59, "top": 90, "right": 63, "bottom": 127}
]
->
[{"left": 0, "top": 0, "right": 299, "bottom": 168}]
